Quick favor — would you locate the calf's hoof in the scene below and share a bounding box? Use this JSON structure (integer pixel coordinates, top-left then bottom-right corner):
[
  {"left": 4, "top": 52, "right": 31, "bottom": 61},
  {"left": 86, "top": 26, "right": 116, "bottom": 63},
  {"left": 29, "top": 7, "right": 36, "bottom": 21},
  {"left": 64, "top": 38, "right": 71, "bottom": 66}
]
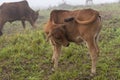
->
[
  {"left": 90, "top": 72, "right": 96, "bottom": 77},
  {"left": 51, "top": 68, "right": 55, "bottom": 72}
]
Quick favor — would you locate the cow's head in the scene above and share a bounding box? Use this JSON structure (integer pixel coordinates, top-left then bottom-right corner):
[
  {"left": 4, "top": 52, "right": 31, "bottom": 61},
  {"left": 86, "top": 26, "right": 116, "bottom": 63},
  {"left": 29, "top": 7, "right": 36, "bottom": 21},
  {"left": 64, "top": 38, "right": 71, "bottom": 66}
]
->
[
  {"left": 33, "top": 10, "right": 39, "bottom": 22},
  {"left": 47, "top": 24, "right": 69, "bottom": 47}
]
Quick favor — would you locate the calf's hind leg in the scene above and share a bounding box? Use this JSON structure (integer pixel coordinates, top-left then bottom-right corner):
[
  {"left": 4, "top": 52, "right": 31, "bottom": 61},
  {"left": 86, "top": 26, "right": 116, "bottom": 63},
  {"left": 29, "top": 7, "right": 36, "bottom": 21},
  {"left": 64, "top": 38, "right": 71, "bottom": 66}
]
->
[{"left": 86, "top": 37, "right": 99, "bottom": 76}]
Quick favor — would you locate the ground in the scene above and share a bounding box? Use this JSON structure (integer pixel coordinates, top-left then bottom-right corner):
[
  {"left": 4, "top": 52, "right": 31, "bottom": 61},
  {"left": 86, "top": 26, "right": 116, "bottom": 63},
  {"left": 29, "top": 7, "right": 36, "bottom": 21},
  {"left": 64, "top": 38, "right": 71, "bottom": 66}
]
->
[{"left": 0, "top": 3, "right": 120, "bottom": 80}]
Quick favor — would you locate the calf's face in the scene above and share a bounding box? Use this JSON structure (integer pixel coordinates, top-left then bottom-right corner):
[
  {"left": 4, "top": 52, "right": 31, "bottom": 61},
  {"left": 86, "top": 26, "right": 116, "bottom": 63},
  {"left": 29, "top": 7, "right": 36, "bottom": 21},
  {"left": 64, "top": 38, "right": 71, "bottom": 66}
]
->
[{"left": 48, "top": 25, "right": 69, "bottom": 47}]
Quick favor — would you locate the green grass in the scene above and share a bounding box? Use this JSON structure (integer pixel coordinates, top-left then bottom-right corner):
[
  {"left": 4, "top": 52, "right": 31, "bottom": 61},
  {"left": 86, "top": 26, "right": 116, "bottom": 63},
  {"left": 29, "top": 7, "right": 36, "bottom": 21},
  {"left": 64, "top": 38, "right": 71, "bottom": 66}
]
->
[{"left": 0, "top": 3, "right": 120, "bottom": 80}]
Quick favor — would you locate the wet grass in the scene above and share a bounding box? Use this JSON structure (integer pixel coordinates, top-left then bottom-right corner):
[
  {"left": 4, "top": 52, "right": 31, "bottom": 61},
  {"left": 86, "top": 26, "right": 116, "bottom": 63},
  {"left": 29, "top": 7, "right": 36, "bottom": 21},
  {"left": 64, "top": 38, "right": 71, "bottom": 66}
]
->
[{"left": 0, "top": 3, "right": 120, "bottom": 80}]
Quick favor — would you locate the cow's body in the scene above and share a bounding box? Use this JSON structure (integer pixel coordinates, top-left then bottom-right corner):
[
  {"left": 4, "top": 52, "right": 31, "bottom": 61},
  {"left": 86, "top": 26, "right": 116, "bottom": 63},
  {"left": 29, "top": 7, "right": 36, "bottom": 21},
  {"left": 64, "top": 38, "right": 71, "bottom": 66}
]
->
[
  {"left": 44, "top": 9, "right": 102, "bottom": 76},
  {"left": 0, "top": 0, "right": 39, "bottom": 35}
]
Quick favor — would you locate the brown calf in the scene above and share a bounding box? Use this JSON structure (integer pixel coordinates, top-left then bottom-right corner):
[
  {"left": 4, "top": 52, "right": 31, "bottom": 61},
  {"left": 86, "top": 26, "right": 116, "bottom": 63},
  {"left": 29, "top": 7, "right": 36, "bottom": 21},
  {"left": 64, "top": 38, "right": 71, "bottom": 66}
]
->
[{"left": 44, "top": 9, "right": 102, "bottom": 76}]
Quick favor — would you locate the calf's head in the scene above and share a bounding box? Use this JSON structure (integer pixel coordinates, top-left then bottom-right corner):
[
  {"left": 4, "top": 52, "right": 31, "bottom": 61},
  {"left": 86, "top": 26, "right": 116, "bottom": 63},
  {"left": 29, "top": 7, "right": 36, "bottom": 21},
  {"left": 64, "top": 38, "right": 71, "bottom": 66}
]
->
[{"left": 47, "top": 24, "right": 69, "bottom": 47}]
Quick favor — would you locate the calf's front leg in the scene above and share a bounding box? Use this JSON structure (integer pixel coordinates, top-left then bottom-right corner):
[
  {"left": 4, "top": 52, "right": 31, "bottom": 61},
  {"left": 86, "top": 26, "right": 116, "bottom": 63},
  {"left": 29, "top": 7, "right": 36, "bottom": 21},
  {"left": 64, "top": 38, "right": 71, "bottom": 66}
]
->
[{"left": 52, "top": 45, "right": 62, "bottom": 70}]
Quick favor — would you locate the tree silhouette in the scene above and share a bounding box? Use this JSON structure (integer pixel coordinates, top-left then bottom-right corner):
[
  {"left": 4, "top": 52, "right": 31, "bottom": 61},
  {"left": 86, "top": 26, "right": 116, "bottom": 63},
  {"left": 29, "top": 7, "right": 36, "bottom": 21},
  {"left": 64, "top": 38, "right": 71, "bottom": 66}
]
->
[{"left": 62, "top": 0, "right": 66, "bottom": 4}]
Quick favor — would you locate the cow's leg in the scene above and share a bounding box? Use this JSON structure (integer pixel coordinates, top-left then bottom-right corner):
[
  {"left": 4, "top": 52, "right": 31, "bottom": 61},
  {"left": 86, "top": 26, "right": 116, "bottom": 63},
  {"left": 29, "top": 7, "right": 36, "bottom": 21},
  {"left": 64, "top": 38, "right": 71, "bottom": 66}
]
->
[
  {"left": 52, "top": 45, "right": 62, "bottom": 71},
  {"left": 86, "top": 37, "right": 99, "bottom": 76},
  {"left": 0, "top": 26, "right": 3, "bottom": 36},
  {"left": 21, "top": 20, "right": 25, "bottom": 29},
  {"left": 0, "top": 30, "right": 3, "bottom": 36},
  {"left": 0, "top": 22, "right": 5, "bottom": 36}
]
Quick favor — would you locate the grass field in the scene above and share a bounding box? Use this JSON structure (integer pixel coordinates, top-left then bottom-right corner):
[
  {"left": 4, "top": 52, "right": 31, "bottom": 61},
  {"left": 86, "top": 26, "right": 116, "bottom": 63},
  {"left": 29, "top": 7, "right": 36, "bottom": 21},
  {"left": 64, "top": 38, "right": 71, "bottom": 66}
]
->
[{"left": 0, "top": 3, "right": 120, "bottom": 80}]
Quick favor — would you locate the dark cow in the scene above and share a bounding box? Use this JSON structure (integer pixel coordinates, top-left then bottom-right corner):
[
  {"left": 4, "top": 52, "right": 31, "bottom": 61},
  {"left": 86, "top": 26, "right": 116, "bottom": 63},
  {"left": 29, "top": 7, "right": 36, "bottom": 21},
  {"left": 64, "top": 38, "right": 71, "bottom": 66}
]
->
[
  {"left": 44, "top": 9, "right": 102, "bottom": 76},
  {"left": 0, "top": 0, "right": 39, "bottom": 35}
]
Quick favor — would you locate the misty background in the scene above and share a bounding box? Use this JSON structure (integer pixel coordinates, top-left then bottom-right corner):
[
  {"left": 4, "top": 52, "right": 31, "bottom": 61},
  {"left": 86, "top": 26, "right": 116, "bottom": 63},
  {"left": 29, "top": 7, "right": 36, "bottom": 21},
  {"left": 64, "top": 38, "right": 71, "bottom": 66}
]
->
[{"left": 0, "top": 0, "right": 119, "bottom": 10}]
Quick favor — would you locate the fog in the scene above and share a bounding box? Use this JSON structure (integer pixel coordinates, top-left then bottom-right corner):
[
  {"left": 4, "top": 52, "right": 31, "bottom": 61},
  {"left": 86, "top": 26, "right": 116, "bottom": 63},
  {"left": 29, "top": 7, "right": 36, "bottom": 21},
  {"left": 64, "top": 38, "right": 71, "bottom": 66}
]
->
[{"left": 0, "top": 0, "right": 119, "bottom": 9}]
